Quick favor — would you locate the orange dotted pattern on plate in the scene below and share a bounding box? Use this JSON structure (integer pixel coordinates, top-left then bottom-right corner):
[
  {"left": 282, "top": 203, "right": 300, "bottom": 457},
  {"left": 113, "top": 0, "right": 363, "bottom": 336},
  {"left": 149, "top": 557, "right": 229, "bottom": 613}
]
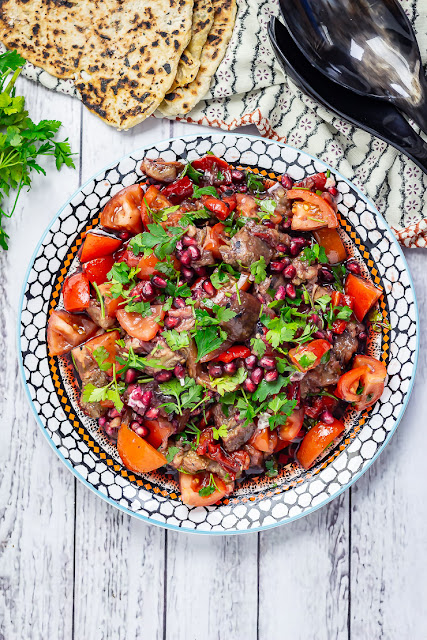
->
[{"left": 47, "top": 170, "right": 390, "bottom": 504}]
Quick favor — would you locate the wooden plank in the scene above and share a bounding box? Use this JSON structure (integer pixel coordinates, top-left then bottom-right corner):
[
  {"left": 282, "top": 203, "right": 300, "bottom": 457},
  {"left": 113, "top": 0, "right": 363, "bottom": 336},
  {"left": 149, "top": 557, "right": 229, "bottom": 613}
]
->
[
  {"left": 0, "top": 78, "right": 81, "bottom": 640},
  {"left": 165, "top": 529, "right": 258, "bottom": 639},
  {"left": 258, "top": 495, "right": 350, "bottom": 640},
  {"left": 350, "top": 249, "right": 427, "bottom": 638},
  {"left": 72, "top": 112, "right": 172, "bottom": 639}
]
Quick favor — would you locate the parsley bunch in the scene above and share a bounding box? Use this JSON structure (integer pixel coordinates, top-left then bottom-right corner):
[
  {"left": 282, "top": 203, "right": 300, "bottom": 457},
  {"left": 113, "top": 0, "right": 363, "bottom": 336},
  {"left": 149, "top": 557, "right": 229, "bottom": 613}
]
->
[
  {"left": 158, "top": 377, "right": 207, "bottom": 416},
  {"left": 0, "top": 50, "right": 75, "bottom": 249}
]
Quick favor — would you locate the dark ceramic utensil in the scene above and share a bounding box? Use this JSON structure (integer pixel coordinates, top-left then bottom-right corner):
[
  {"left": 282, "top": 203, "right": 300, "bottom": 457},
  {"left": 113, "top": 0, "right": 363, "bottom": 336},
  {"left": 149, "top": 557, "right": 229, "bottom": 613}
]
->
[
  {"left": 268, "top": 17, "right": 427, "bottom": 174},
  {"left": 278, "top": 0, "right": 427, "bottom": 133}
]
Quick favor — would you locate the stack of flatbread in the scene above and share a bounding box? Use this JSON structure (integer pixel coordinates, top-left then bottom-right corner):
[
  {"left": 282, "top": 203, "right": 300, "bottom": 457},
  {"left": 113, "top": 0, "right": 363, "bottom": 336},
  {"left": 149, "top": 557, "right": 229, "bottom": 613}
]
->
[{"left": 0, "top": 0, "right": 236, "bottom": 129}]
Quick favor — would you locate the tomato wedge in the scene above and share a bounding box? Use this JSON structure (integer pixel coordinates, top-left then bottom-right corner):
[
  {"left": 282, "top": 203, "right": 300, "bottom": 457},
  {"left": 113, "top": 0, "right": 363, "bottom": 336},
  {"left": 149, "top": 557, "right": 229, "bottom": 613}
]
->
[
  {"left": 203, "top": 222, "right": 227, "bottom": 259},
  {"left": 297, "top": 418, "right": 345, "bottom": 469},
  {"left": 80, "top": 233, "right": 122, "bottom": 263},
  {"left": 345, "top": 274, "right": 382, "bottom": 321},
  {"left": 203, "top": 196, "right": 229, "bottom": 220},
  {"left": 97, "top": 282, "right": 123, "bottom": 317},
  {"left": 215, "top": 345, "right": 251, "bottom": 363},
  {"left": 336, "top": 355, "right": 387, "bottom": 410},
  {"left": 62, "top": 272, "right": 90, "bottom": 312},
  {"left": 47, "top": 310, "right": 98, "bottom": 356},
  {"left": 313, "top": 228, "right": 347, "bottom": 264},
  {"left": 141, "top": 185, "right": 174, "bottom": 228},
  {"left": 287, "top": 190, "right": 338, "bottom": 230},
  {"left": 277, "top": 408, "right": 304, "bottom": 441},
  {"left": 249, "top": 427, "right": 278, "bottom": 454},
  {"left": 83, "top": 255, "right": 115, "bottom": 286},
  {"left": 117, "top": 423, "right": 167, "bottom": 474},
  {"left": 116, "top": 305, "right": 165, "bottom": 341},
  {"left": 144, "top": 419, "right": 175, "bottom": 450},
  {"left": 236, "top": 193, "right": 257, "bottom": 217},
  {"left": 179, "top": 472, "right": 233, "bottom": 507},
  {"left": 100, "top": 184, "right": 143, "bottom": 235},
  {"left": 289, "top": 339, "right": 331, "bottom": 372},
  {"left": 136, "top": 253, "right": 180, "bottom": 280}
]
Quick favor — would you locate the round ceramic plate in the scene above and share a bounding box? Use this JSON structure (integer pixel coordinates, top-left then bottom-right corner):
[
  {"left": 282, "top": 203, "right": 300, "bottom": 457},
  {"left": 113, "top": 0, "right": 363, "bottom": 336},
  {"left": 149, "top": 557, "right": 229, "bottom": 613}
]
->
[{"left": 19, "top": 133, "right": 419, "bottom": 534}]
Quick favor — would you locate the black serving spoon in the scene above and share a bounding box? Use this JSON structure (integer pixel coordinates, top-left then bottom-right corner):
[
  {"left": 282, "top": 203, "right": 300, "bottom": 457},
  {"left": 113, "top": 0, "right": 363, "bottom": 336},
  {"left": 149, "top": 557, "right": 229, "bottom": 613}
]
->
[
  {"left": 278, "top": 0, "right": 427, "bottom": 134},
  {"left": 268, "top": 17, "right": 427, "bottom": 174}
]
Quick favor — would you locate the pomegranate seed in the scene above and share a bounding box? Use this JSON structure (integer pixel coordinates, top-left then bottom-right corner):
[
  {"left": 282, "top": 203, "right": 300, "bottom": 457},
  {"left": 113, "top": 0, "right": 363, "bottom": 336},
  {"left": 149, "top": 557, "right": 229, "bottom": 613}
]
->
[
  {"left": 321, "top": 410, "right": 335, "bottom": 425},
  {"left": 135, "top": 426, "right": 149, "bottom": 438},
  {"left": 245, "top": 355, "right": 257, "bottom": 370},
  {"left": 328, "top": 186, "right": 338, "bottom": 197},
  {"left": 281, "top": 174, "right": 293, "bottom": 189},
  {"left": 281, "top": 218, "right": 292, "bottom": 229},
  {"left": 182, "top": 235, "right": 198, "bottom": 247},
  {"left": 223, "top": 361, "right": 237, "bottom": 376},
  {"left": 124, "top": 368, "right": 138, "bottom": 384},
  {"left": 283, "top": 264, "right": 296, "bottom": 279},
  {"left": 151, "top": 275, "right": 167, "bottom": 289},
  {"left": 173, "top": 297, "right": 186, "bottom": 309},
  {"left": 105, "top": 421, "right": 120, "bottom": 438},
  {"left": 251, "top": 367, "right": 264, "bottom": 385},
  {"left": 145, "top": 407, "right": 160, "bottom": 420},
  {"left": 319, "top": 268, "right": 334, "bottom": 283},
  {"left": 141, "top": 390, "right": 153, "bottom": 406},
  {"left": 179, "top": 250, "right": 192, "bottom": 266},
  {"left": 187, "top": 245, "right": 201, "bottom": 260},
  {"left": 119, "top": 231, "right": 130, "bottom": 240},
  {"left": 108, "top": 408, "right": 120, "bottom": 419},
  {"left": 269, "top": 261, "right": 285, "bottom": 273},
  {"left": 208, "top": 363, "right": 223, "bottom": 378},
  {"left": 281, "top": 256, "right": 291, "bottom": 267},
  {"left": 295, "top": 327, "right": 303, "bottom": 339},
  {"left": 181, "top": 267, "right": 194, "bottom": 282},
  {"left": 275, "top": 286, "right": 287, "bottom": 301},
  {"left": 203, "top": 280, "right": 216, "bottom": 296},
  {"left": 314, "top": 330, "right": 326, "bottom": 339},
  {"left": 98, "top": 416, "right": 107, "bottom": 427},
  {"left": 359, "top": 331, "right": 367, "bottom": 341},
  {"left": 264, "top": 369, "right": 279, "bottom": 382},
  {"left": 231, "top": 169, "right": 245, "bottom": 183},
  {"left": 347, "top": 260, "right": 361, "bottom": 275},
  {"left": 263, "top": 221, "right": 275, "bottom": 229},
  {"left": 286, "top": 283, "right": 296, "bottom": 299},
  {"left": 174, "top": 363, "right": 186, "bottom": 379},
  {"left": 276, "top": 243, "right": 289, "bottom": 254},
  {"left": 155, "top": 370, "right": 173, "bottom": 382},
  {"left": 194, "top": 266, "right": 207, "bottom": 277},
  {"left": 326, "top": 330, "right": 334, "bottom": 343},
  {"left": 243, "top": 378, "right": 257, "bottom": 393},
  {"left": 259, "top": 356, "right": 276, "bottom": 370},
  {"left": 141, "top": 281, "right": 155, "bottom": 300},
  {"left": 130, "top": 421, "right": 143, "bottom": 433},
  {"left": 164, "top": 315, "right": 180, "bottom": 329},
  {"left": 176, "top": 240, "right": 184, "bottom": 251},
  {"left": 290, "top": 238, "right": 308, "bottom": 257}
]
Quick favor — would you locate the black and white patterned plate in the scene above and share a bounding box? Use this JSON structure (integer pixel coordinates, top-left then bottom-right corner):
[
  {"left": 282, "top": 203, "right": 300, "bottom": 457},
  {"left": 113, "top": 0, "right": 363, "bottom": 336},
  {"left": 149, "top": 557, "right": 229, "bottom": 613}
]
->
[{"left": 18, "top": 134, "right": 419, "bottom": 534}]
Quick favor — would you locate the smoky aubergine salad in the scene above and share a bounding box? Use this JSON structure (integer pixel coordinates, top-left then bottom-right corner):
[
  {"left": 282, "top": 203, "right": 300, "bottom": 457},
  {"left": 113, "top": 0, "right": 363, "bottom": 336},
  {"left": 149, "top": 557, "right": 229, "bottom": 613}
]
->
[{"left": 47, "top": 154, "right": 388, "bottom": 507}]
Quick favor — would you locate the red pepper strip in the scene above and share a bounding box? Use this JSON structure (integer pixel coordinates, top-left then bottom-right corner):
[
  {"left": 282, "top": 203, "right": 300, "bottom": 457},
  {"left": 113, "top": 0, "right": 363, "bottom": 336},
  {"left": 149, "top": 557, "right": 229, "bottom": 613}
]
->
[
  {"left": 203, "top": 196, "right": 230, "bottom": 220},
  {"left": 216, "top": 345, "right": 251, "bottom": 363},
  {"left": 161, "top": 176, "right": 194, "bottom": 204},
  {"left": 221, "top": 194, "right": 237, "bottom": 213}
]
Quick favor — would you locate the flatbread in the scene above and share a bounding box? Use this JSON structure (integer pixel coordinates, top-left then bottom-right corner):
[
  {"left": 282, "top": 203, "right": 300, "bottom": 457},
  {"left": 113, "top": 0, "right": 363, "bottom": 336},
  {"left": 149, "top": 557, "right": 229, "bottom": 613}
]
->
[
  {"left": 158, "top": 0, "right": 236, "bottom": 116},
  {"left": 170, "top": 0, "right": 214, "bottom": 91},
  {"left": 0, "top": 0, "right": 194, "bottom": 129}
]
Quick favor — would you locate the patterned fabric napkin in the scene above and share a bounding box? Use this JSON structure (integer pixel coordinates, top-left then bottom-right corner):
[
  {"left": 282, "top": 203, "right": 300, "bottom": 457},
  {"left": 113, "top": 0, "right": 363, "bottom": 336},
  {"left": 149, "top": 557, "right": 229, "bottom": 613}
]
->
[
  {"left": 169, "top": 0, "right": 427, "bottom": 248},
  {"left": 9, "top": 0, "right": 427, "bottom": 247}
]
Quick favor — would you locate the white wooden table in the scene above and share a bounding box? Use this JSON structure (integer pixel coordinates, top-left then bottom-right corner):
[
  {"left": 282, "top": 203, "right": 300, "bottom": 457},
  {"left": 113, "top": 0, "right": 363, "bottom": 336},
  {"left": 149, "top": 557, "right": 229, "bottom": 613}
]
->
[{"left": 1, "top": 78, "right": 426, "bottom": 640}]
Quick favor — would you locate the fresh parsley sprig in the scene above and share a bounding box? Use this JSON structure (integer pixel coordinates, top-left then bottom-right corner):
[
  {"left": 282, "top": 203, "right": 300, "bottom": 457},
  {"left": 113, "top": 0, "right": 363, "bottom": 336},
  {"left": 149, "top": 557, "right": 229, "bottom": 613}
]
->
[
  {"left": 82, "top": 364, "right": 124, "bottom": 412},
  {"left": 0, "top": 50, "right": 76, "bottom": 249},
  {"left": 159, "top": 377, "right": 207, "bottom": 416}
]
